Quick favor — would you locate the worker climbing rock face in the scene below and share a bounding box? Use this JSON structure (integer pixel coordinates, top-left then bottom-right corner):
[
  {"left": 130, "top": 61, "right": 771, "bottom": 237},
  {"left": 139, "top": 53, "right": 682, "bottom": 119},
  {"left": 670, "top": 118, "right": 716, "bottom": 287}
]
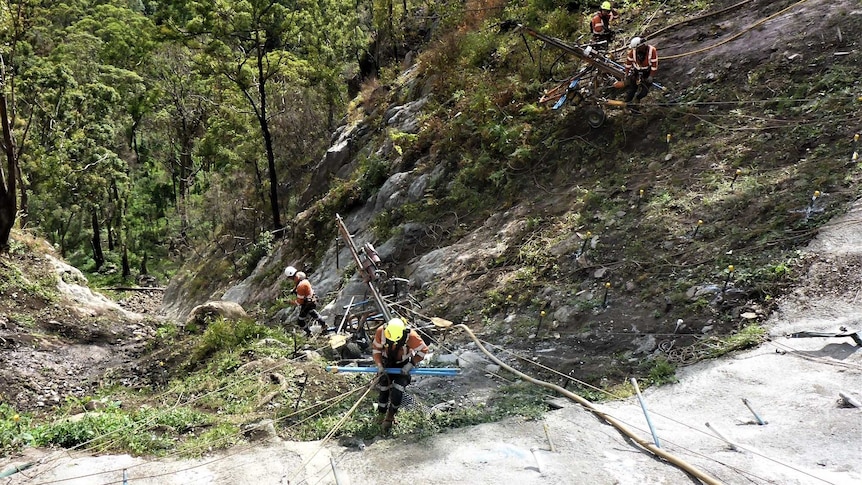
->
[
  {"left": 284, "top": 265, "right": 327, "bottom": 336},
  {"left": 372, "top": 317, "right": 429, "bottom": 434},
  {"left": 623, "top": 37, "right": 659, "bottom": 109},
  {"left": 590, "top": 1, "right": 618, "bottom": 49}
]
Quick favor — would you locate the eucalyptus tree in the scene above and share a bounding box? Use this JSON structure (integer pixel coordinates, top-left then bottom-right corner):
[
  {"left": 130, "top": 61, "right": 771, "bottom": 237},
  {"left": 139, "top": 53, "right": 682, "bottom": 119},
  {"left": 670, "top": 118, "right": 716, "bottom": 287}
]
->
[
  {"left": 168, "top": 0, "right": 359, "bottom": 237},
  {"left": 14, "top": 2, "right": 155, "bottom": 273},
  {"left": 145, "top": 44, "right": 211, "bottom": 244},
  {"left": 0, "top": 0, "right": 42, "bottom": 251},
  {"left": 0, "top": 69, "right": 17, "bottom": 252}
]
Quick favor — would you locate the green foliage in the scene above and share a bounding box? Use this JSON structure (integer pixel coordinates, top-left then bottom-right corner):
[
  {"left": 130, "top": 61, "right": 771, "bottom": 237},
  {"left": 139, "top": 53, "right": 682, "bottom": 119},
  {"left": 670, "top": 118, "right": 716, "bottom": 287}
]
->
[
  {"left": 458, "top": 29, "right": 502, "bottom": 70},
  {"left": 176, "top": 422, "right": 242, "bottom": 457},
  {"left": 169, "top": 354, "right": 278, "bottom": 415},
  {"left": 358, "top": 155, "right": 391, "bottom": 199},
  {"left": 0, "top": 404, "right": 33, "bottom": 456},
  {"left": 389, "top": 129, "right": 419, "bottom": 157},
  {"left": 192, "top": 318, "right": 272, "bottom": 362},
  {"left": 644, "top": 357, "right": 678, "bottom": 386},
  {"left": 32, "top": 402, "right": 211, "bottom": 456},
  {"left": 155, "top": 322, "right": 180, "bottom": 341},
  {"left": 708, "top": 324, "right": 767, "bottom": 358},
  {"left": 0, "top": 261, "right": 58, "bottom": 303},
  {"left": 237, "top": 231, "right": 275, "bottom": 276}
]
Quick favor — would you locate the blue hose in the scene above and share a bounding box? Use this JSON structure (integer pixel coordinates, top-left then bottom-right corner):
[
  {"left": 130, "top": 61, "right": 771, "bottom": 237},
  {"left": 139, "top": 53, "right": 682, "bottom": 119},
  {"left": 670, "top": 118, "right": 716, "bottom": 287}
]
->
[{"left": 326, "top": 366, "right": 458, "bottom": 376}]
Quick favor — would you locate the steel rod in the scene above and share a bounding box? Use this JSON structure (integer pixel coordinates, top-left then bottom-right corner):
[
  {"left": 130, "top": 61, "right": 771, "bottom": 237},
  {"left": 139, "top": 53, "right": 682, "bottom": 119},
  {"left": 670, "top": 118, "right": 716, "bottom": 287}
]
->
[
  {"left": 741, "top": 397, "right": 767, "bottom": 425},
  {"left": 631, "top": 378, "right": 661, "bottom": 448}
]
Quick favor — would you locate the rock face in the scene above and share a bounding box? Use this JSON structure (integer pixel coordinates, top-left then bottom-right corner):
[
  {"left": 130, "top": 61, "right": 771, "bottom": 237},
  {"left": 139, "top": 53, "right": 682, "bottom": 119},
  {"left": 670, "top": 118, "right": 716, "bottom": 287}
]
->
[
  {"left": 48, "top": 255, "right": 143, "bottom": 321},
  {"left": 184, "top": 300, "right": 249, "bottom": 329}
]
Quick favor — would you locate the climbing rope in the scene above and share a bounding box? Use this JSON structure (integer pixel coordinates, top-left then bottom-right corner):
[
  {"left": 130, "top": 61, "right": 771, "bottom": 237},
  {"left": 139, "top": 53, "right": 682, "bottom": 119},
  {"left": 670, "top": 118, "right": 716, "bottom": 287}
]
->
[
  {"left": 282, "top": 382, "right": 377, "bottom": 485},
  {"left": 22, "top": 336, "right": 351, "bottom": 484}
]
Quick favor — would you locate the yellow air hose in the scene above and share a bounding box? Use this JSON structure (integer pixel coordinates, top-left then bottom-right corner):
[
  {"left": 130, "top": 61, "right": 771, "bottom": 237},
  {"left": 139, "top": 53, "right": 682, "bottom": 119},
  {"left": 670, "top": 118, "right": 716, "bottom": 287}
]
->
[{"left": 455, "top": 324, "right": 724, "bottom": 485}]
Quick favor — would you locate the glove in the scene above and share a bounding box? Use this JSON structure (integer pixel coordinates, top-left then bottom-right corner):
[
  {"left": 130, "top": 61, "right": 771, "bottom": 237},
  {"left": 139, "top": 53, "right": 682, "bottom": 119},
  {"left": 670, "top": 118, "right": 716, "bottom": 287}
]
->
[
  {"left": 401, "top": 362, "right": 414, "bottom": 375},
  {"left": 376, "top": 363, "right": 386, "bottom": 376}
]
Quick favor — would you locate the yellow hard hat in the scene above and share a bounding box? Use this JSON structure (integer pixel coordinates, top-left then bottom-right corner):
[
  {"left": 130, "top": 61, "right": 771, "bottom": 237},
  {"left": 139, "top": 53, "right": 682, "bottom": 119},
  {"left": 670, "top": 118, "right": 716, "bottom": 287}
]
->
[
  {"left": 601, "top": 1, "right": 612, "bottom": 10},
  {"left": 384, "top": 318, "right": 406, "bottom": 341}
]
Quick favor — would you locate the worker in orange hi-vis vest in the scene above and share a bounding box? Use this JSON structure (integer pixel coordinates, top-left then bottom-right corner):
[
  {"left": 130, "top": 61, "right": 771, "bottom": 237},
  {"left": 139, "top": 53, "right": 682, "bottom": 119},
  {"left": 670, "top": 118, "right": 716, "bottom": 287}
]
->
[
  {"left": 590, "top": 1, "right": 618, "bottom": 50},
  {"left": 623, "top": 36, "right": 659, "bottom": 110},
  {"left": 283, "top": 265, "right": 326, "bottom": 336},
  {"left": 372, "top": 317, "right": 429, "bottom": 434}
]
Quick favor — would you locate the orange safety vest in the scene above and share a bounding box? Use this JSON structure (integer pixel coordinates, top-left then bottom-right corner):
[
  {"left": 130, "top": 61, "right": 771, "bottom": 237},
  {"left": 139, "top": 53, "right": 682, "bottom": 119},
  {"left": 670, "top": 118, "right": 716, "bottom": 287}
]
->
[
  {"left": 372, "top": 326, "right": 429, "bottom": 366},
  {"left": 625, "top": 44, "right": 658, "bottom": 76},
  {"left": 294, "top": 278, "right": 314, "bottom": 305},
  {"left": 591, "top": 11, "right": 615, "bottom": 35}
]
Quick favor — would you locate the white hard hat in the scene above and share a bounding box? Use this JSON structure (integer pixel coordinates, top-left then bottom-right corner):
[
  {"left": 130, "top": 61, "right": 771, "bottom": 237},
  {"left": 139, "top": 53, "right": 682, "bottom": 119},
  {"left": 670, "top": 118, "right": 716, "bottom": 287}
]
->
[
  {"left": 284, "top": 266, "right": 298, "bottom": 278},
  {"left": 630, "top": 37, "right": 642, "bottom": 49},
  {"left": 295, "top": 271, "right": 306, "bottom": 280}
]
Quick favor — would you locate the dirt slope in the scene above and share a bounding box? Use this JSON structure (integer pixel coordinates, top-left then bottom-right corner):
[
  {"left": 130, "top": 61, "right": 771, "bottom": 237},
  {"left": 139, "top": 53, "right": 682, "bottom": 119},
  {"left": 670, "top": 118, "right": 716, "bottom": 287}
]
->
[{"left": 0, "top": 241, "right": 163, "bottom": 413}]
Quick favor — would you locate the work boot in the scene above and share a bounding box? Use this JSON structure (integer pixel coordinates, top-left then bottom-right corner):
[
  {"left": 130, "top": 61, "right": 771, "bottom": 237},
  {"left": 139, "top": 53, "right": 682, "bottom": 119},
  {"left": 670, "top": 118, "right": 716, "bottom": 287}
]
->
[
  {"left": 375, "top": 411, "right": 387, "bottom": 425},
  {"left": 381, "top": 408, "right": 397, "bottom": 435}
]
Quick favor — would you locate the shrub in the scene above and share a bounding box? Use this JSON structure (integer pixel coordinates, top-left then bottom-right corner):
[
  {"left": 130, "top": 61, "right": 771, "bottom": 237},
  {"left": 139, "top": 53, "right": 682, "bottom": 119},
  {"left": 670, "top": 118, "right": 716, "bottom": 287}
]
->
[{"left": 0, "top": 404, "right": 32, "bottom": 456}]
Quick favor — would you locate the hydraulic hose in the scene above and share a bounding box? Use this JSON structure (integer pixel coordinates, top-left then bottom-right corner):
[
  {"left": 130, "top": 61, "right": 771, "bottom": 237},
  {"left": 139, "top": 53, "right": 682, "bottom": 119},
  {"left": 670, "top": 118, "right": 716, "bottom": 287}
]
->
[{"left": 455, "top": 324, "right": 724, "bottom": 485}]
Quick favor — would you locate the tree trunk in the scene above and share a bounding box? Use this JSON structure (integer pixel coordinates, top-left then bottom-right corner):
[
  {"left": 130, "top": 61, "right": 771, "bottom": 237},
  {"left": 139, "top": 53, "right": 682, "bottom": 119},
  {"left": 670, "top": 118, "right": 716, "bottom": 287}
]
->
[
  {"left": 121, "top": 245, "right": 130, "bottom": 278},
  {"left": 256, "top": 40, "right": 284, "bottom": 237},
  {"left": 177, "top": 132, "right": 193, "bottom": 236},
  {"left": 0, "top": 90, "right": 18, "bottom": 251},
  {"left": 16, "top": 166, "right": 27, "bottom": 229},
  {"left": 388, "top": 0, "right": 398, "bottom": 61},
  {"left": 91, "top": 210, "right": 105, "bottom": 270},
  {"left": 107, "top": 220, "right": 115, "bottom": 251},
  {"left": 57, "top": 212, "right": 74, "bottom": 257}
]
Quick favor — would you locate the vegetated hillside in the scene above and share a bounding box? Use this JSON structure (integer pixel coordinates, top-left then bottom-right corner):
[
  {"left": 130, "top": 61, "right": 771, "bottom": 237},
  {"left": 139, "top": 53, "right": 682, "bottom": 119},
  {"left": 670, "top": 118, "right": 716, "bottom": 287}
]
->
[
  {"left": 1, "top": 0, "right": 860, "bottom": 469},
  {"left": 162, "top": 0, "right": 862, "bottom": 388}
]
